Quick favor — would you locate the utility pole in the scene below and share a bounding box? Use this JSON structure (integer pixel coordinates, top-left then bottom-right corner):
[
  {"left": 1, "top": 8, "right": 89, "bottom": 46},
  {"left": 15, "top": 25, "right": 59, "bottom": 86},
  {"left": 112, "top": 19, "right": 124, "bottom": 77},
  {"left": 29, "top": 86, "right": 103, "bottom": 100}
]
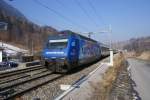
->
[
  {"left": 31, "top": 40, "right": 33, "bottom": 56},
  {"left": 109, "top": 24, "right": 112, "bottom": 48},
  {"left": 94, "top": 24, "right": 113, "bottom": 66},
  {"left": 109, "top": 24, "right": 113, "bottom": 66},
  {"left": 0, "top": 22, "right": 8, "bottom": 47},
  {"left": 0, "top": 22, "right": 8, "bottom": 62}
]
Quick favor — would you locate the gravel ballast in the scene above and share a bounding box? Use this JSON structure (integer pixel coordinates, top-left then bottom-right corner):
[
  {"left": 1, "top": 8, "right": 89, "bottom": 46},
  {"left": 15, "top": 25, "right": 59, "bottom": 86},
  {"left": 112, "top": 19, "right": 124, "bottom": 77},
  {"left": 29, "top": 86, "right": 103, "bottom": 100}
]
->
[{"left": 21, "top": 58, "right": 109, "bottom": 100}]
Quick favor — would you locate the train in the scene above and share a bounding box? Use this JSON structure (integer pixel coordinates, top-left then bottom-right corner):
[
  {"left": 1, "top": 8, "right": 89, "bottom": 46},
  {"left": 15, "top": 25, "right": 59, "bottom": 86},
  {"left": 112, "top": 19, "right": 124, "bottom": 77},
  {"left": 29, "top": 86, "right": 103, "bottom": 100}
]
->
[
  {"left": 41, "top": 30, "right": 110, "bottom": 73},
  {"left": 99, "top": 43, "right": 110, "bottom": 57}
]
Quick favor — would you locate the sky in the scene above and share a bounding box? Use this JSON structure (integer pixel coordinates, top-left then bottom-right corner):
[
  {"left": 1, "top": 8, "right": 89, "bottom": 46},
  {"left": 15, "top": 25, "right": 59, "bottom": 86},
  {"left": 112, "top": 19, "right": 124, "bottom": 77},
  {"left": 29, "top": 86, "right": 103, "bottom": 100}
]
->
[{"left": 6, "top": 0, "right": 150, "bottom": 43}]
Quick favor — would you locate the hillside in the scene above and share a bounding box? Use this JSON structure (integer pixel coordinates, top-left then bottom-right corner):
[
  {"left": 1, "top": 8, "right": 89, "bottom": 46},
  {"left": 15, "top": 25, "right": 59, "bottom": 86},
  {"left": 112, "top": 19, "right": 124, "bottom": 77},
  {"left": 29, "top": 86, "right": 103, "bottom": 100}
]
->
[
  {"left": 112, "top": 41, "right": 130, "bottom": 50},
  {"left": 0, "top": 0, "right": 58, "bottom": 51},
  {"left": 123, "top": 36, "right": 150, "bottom": 53}
]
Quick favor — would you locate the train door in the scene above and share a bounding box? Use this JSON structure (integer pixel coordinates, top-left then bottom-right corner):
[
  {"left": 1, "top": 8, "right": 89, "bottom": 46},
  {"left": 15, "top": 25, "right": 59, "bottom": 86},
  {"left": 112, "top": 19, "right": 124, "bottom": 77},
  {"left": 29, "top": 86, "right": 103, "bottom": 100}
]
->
[
  {"left": 70, "top": 38, "right": 79, "bottom": 67},
  {"left": 74, "top": 39, "right": 79, "bottom": 63}
]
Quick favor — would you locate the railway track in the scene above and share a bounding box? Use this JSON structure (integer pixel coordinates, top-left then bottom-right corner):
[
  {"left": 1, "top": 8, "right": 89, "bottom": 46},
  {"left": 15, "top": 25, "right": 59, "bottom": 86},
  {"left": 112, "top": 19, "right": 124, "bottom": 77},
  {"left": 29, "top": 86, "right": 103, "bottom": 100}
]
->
[
  {"left": 21, "top": 57, "right": 111, "bottom": 100},
  {"left": 0, "top": 65, "right": 64, "bottom": 100},
  {"left": 0, "top": 65, "right": 43, "bottom": 78},
  {"left": 0, "top": 58, "right": 109, "bottom": 100},
  {"left": 0, "top": 68, "right": 48, "bottom": 85}
]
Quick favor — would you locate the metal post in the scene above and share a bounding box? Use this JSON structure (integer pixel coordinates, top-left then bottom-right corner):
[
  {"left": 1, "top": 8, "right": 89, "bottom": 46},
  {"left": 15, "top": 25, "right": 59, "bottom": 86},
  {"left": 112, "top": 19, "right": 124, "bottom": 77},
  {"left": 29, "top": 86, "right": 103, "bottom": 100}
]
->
[
  {"left": 0, "top": 22, "right": 8, "bottom": 63},
  {"left": 110, "top": 49, "right": 113, "bottom": 66},
  {"left": 109, "top": 24, "right": 112, "bottom": 49},
  {"left": 109, "top": 24, "right": 113, "bottom": 66},
  {"left": 0, "top": 50, "right": 2, "bottom": 62},
  {"left": 31, "top": 40, "right": 33, "bottom": 56}
]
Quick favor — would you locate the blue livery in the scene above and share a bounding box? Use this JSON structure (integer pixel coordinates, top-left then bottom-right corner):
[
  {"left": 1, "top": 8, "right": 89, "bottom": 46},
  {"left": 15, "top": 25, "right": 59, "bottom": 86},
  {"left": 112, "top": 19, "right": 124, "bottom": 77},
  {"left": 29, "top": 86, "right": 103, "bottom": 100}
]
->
[{"left": 41, "top": 30, "right": 101, "bottom": 73}]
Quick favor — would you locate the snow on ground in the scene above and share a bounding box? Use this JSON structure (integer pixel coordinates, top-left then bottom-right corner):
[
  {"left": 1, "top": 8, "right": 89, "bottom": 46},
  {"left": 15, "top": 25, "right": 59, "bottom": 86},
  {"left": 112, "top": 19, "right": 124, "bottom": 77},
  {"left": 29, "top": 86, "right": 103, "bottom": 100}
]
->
[{"left": 0, "top": 42, "right": 28, "bottom": 56}]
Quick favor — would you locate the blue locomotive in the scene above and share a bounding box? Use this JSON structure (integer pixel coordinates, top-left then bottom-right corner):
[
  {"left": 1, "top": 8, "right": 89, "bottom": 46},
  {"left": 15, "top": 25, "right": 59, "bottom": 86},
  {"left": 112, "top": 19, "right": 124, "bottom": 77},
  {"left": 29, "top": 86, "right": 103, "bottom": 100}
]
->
[{"left": 41, "top": 30, "right": 102, "bottom": 73}]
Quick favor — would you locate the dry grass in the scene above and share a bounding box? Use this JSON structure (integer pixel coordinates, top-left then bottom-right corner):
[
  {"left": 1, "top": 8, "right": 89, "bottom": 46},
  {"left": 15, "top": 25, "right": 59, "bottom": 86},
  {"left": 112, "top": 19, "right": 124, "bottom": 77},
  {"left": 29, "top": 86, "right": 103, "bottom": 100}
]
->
[
  {"left": 90, "top": 53, "right": 125, "bottom": 100},
  {"left": 125, "top": 51, "right": 150, "bottom": 61},
  {"left": 124, "top": 51, "right": 136, "bottom": 58},
  {"left": 137, "top": 51, "right": 150, "bottom": 61}
]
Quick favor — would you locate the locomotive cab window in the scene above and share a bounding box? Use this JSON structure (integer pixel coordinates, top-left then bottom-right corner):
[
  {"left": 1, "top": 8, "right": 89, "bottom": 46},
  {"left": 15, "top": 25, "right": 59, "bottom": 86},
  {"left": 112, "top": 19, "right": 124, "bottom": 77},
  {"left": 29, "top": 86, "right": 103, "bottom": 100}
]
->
[{"left": 47, "top": 39, "right": 68, "bottom": 49}]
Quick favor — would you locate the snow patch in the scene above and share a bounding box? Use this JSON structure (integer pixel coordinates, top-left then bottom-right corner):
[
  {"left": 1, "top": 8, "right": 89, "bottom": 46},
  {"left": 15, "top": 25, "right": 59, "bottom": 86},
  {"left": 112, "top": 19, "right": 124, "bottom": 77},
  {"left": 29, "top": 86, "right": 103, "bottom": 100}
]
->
[{"left": 0, "top": 42, "right": 28, "bottom": 56}]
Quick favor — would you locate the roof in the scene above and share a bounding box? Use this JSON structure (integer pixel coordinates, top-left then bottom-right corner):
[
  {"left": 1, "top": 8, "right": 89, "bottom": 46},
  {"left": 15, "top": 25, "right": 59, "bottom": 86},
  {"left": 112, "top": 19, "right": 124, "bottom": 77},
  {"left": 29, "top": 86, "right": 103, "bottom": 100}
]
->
[{"left": 60, "top": 30, "right": 98, "bottom": 43}]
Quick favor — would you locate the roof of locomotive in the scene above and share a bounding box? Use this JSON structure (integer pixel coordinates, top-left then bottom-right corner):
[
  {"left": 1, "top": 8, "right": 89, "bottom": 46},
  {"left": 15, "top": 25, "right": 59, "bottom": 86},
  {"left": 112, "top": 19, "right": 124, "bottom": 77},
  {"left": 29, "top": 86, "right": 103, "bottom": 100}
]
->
[
  {"left": 59, "top": 30, "right": 98, "bottom": 43},
  {"left": 47, "top": 30, "right": 110, "bottom": 48}
]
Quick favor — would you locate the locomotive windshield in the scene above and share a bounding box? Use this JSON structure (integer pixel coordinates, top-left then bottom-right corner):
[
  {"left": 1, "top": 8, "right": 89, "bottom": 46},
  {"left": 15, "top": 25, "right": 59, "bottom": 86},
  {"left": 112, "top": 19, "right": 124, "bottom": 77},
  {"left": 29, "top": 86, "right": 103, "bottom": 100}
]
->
[{"left": 46, "top": 39, "right": 68, "bottom": 49}]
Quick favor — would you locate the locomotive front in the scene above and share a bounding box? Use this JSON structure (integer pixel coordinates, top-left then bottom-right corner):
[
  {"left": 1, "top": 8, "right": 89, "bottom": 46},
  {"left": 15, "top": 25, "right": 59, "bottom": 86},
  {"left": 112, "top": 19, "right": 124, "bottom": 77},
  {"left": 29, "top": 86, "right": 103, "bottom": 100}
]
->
[{"left": 41, "top": 34, "right": 70, "bottom": 73}]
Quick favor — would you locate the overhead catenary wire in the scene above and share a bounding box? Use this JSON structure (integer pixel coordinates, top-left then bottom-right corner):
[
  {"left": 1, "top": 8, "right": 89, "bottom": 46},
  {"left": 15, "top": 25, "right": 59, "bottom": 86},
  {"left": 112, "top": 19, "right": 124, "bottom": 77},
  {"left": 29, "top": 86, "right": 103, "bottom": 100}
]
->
[
  {"left": 55, "top": 0, "right": 67, "bottom": 9},
  {"left": 33, "top": 0, "right": 89, "bottom": 31},
  {"left": 73, "top": 0, "right": 99, "bottom": 28},
  {"left": 55, "top": 0, "right": 92, "bottom": 33},
  {"left": 87, "top": 0, "right": 106, "bottom": 26}
]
